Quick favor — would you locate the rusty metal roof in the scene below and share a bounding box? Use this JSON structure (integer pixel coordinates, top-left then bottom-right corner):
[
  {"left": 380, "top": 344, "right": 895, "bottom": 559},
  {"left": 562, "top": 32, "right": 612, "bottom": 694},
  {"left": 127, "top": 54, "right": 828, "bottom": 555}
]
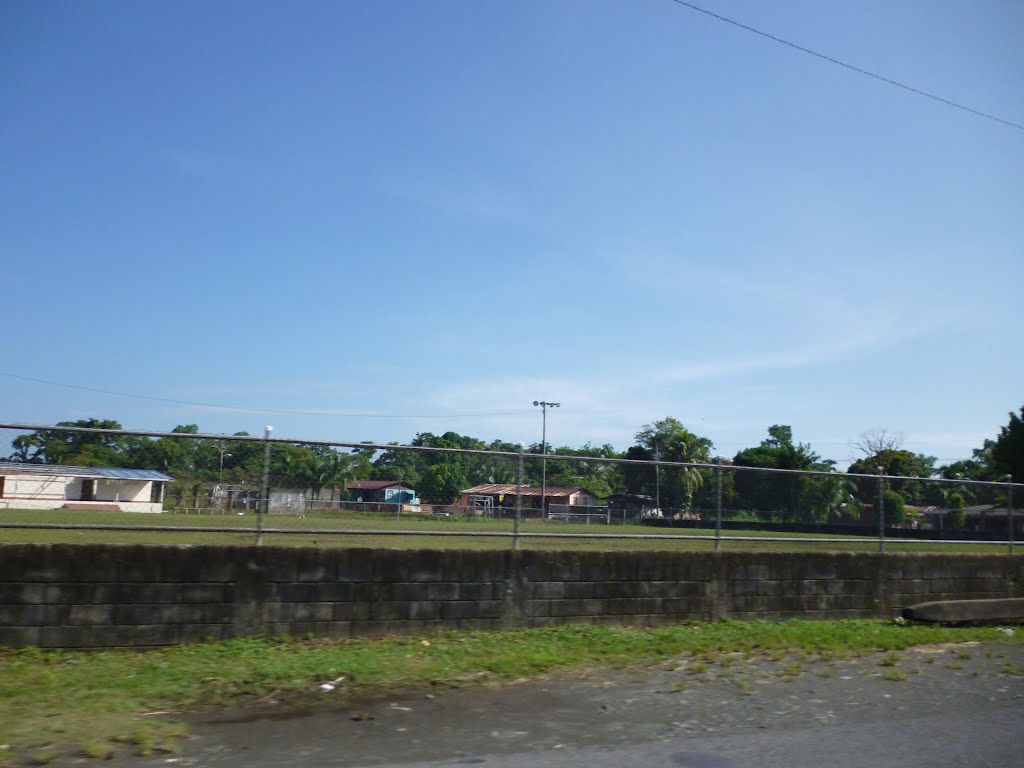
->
[
  {"left": 347, "top": 480, "right": 413, "bottom": 490},
  {"left": 461, "top": 484, "right": 586, "bottom": 497}
]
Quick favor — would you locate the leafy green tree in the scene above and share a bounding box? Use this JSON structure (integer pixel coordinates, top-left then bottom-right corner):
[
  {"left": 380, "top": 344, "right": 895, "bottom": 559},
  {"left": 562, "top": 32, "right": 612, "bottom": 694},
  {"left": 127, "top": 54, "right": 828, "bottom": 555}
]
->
[
  {"left": 991, "top": 405, "right": 1024, "bottom": 483},
  {"left": 623, "top": 418, "right": 712, "bottom": 511},
  {"left": 848, "top": 449, "right": 937, "bottom": 505},
  {"left": 882, "top": 489, "right": 908, "bottom": 526},
  {"left": 732, "top": 426, "right": 834, "bottom": 522},
  {"left": 418, "top": 462, "right": 469, "bottom": 504},
  {"left": 11, "top": 419, "right": 136, "bottom": 466},
  {"left": 542, "top": 443, "right": 624, "bottom": 500}
]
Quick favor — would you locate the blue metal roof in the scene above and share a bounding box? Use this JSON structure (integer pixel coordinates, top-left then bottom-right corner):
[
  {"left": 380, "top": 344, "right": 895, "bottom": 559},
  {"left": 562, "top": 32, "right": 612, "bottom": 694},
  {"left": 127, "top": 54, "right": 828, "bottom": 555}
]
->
[
  {"left": 90, "top": 467, "right": 174, "bottom": 481},
  {"left": 0, "top": 462, "right": 173, "bottom": 481}
]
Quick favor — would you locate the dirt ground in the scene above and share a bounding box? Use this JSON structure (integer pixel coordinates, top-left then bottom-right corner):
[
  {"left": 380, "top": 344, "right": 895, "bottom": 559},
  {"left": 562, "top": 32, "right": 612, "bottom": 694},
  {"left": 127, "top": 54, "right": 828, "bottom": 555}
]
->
[{"left": 92, "top": 641, "right": 1024, "bottom": 768}]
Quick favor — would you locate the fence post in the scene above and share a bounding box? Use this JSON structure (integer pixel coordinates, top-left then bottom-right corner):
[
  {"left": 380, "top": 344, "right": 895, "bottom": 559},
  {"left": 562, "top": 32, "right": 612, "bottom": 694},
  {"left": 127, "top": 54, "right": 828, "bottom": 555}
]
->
[
  {"left": 514, "top": 445, "right": 524, "bottom": 550},
  {"left": 877, "top": 466, "right": 885, "bottom": 554},
  {"left": 257, "top": 426, "right": 273, "bottom": 546},
  {"left": 1008, "top": 474, "right": 1015, "bottom": 555},
  {"left": 715, "top": 457, "right": 723, "bottom": 552}
]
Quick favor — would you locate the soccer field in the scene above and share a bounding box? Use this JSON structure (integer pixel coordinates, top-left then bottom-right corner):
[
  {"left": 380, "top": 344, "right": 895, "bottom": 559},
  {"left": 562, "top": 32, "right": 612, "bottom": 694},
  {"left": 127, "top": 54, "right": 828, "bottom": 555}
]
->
[{"left": 0, "top": 509, "right": 1010, "bottom": 553}]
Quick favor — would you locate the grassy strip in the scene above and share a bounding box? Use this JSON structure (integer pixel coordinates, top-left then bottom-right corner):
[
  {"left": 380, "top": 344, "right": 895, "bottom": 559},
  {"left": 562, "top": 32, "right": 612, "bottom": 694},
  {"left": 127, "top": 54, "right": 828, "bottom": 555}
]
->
[
  {"left": 0, "top": 510, "right": 1008, "bottom": 553},
  {"left": 0, "top": 620, "right": 1020, "bottom": 761}
]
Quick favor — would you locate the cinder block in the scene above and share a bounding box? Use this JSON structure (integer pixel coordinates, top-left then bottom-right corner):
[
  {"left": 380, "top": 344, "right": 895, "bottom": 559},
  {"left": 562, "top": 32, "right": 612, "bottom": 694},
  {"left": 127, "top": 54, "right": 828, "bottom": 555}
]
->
[
  {"left": 408, "top": 601, "right": 442, "bottom": 621},
  {"left": 426, "top": 582, "right": 459, "bottom": 601},
  {"left": 258, "top": 548, "right": 300, "bottom": 583},
  {"left": 45, "top": 583, "right": 116, "bottom": 604},
  {"left": 333, "top": 602, "right": 371, "bottom": 621},
  {"left": 334, "top": 549, "right": 380, "bottom": 583},
  {"left": 547, "top": 553, "right": 584, "bottom": 583},
  {"left": 291, "top": 602, "right": 333, "bottom": 622},
  {"left": 178, "top": 624, "right": 227, "bottom": 644},
  {"left": 17, "top": 605, "right": 67, "bottom": 626},
  {"left": 272, "top": 583, "right": 316, "bottom": 603},
  {"left": 355, "top": 583, "right": 400, "bottom": 602},
  {"left": 266, "top": 603, "right": 299, "bottom": 622},
  {"left": 531, "top": 582, "right": 566, "bottom": 600},
  {"left": 39, "top": 625, "right": 91, "bottom": 648},
  {"left": 315, "top": 583, "right": 354, "bottom": 602},
  {"left": 67, "top": 605, "right": 114, "bottom": 625},
  {"left": 0, "top": 626, "right": 39, "bottom": 648},
  {"left": 0, "top": 547, "right": 31, "bottom": 581},
  {"left": 295, "top": 553, "right": 330, "bottom": 583},
  {"left": 117, "top": 583, "right": 181, "bottom": 604},
  {"left": 369, "top": 602, "right": 405, "bottom": 622},
  {"left": 114, "top": 604, "right": 171, "bottom": 625},
  {"left": 545, "top": 598, "right": 592, "bottom": 617},
  {"left": 459, "top": 582, "right": 500, "bottom": 601},
  {"left": 729, "top": 580, "right": 760, "bottom": 597},
  {"left": 399, "top": 550, "right": 445, "bottom": 583},
  {"left": 0, "top": 583, "right": 45, "bottom": 604}
]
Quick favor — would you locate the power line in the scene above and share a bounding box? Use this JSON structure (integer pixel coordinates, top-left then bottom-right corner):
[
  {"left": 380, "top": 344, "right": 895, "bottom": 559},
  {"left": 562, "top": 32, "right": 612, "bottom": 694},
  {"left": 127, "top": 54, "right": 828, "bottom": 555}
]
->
[
  {"left": 667, "top": 0, "right": 1024, "bottom": 133},
  {"left": 0, "top": 372, "right": 533, "bottom": 421}
]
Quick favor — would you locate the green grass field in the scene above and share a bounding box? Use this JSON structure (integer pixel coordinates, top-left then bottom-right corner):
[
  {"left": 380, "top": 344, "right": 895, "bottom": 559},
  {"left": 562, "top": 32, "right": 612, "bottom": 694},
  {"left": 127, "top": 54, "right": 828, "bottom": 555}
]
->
[{"left": 0, "top": 508, "right": 1012, "bottom": 553}]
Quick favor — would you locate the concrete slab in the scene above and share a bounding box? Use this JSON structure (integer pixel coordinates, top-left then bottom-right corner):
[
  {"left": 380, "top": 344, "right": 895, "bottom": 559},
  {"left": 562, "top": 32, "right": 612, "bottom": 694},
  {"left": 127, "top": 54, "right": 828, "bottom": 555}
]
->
[{"left": 902, "top": 598, "right": 1024, "bottom": 625}]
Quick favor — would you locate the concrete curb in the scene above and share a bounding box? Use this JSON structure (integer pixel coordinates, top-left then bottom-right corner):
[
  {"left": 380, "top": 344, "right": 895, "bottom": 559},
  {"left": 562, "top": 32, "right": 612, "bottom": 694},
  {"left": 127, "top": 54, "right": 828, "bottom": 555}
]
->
[{"left": 902, "top": 598, "right": 1024, "bottom": 625}]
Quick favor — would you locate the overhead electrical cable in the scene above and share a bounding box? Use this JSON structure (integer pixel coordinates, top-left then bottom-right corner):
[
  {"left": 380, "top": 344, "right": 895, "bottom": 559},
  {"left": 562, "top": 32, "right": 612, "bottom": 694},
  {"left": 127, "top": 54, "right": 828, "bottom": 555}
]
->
[
  {"left": 0, "top": 372, "right": 533, "bottom": 420},
  {"left": 668, "top": 0, "right": 1024, "bottom": 133}
]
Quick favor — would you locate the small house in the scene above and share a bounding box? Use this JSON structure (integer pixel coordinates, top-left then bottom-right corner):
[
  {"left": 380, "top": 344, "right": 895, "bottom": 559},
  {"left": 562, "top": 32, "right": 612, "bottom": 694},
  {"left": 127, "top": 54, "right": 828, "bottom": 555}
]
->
[
  {"left": 0, "top": 462, "right": 173, "bottom": 513},
  {"left": 347, "top": 480, "right": 418, "bottom": 504},
  {"left": 457, "top": 484, "right": 598, "bottom": 513}
]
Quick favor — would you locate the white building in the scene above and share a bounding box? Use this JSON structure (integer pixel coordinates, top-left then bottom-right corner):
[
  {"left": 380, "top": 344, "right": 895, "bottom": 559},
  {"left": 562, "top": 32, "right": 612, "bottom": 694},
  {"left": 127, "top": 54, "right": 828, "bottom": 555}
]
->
[{"left": 0, "top": 463, "right": 173, "bottom": 513}]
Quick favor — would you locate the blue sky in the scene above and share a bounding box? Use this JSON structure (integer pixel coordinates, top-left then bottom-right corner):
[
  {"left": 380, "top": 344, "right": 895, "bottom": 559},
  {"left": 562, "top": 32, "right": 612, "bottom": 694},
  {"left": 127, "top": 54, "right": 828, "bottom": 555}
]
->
[{"left": 2, "top": 0, "right": 1022, "bottom": 468}]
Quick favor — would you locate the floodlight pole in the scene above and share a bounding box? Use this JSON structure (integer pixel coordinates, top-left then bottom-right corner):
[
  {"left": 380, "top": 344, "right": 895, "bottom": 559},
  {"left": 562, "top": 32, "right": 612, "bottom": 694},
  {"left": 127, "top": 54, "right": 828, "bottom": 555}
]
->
[{"left": 533, "top": 401, "right": 559, "bottom": 519}]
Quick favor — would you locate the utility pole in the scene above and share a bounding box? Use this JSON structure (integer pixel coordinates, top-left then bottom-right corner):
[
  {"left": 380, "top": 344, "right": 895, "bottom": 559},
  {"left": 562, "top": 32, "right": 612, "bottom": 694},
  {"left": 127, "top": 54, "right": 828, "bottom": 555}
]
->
[{"left": 532, "top": 401, "right": 560, "bottom": 518}]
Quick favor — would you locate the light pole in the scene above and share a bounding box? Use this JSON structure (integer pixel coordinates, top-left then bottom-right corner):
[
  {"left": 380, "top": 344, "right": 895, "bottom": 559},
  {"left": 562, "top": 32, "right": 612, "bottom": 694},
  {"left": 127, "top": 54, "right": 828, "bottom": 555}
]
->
[
  {"left": 217, "top": 440, "right": 232, "bottom": 483},
  {"left": 533, "top": 401, "right": 560, "bottom": 518}
]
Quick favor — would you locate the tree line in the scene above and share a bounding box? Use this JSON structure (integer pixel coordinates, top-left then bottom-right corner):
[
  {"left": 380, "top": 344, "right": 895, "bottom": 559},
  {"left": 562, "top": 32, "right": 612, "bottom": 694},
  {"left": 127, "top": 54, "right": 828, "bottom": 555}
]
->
[{"left": 5, "top": 406, "right": 1023, "bottom": 523}]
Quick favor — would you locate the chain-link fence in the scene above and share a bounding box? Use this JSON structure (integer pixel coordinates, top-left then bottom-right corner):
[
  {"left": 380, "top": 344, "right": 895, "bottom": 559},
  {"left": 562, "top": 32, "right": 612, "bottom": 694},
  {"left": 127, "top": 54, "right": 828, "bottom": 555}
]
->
[{"left": 0, "top": 422, "right": 1018, "bottom": 552}]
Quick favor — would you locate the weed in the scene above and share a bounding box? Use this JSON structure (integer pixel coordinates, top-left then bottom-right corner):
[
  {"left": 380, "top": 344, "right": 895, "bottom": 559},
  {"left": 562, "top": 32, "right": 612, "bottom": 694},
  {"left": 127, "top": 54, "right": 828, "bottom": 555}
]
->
[
  {"left": 733, "top": 678, "right": 754, "bottom": 695},
  {"left": 882, "top": 669, "right": 907, "bottom": 681},
  {"left": 780, "top": 662, "right": 803, "bottom": 679},
  {"left": 946, "top": 662, "right": 964, "bottom": 670},
  {"left": 952, "top": 649, "right": 972, "bottom": 660},
  {"left": 80, "top": 741, "right": 115, "bottom": 759},
  {"left": 27, "top": 749, "right": 60, "bottom": 765},
  {"left": 880, "top": 653, "right": 900, "bottom": 667}
]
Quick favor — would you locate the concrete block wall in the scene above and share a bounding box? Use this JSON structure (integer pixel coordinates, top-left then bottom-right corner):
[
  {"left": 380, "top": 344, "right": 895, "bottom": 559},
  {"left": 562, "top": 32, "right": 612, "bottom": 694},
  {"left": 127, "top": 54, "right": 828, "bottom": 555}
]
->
[{"left": 0, "top": 544, "right": 1021, "bottom": 649}]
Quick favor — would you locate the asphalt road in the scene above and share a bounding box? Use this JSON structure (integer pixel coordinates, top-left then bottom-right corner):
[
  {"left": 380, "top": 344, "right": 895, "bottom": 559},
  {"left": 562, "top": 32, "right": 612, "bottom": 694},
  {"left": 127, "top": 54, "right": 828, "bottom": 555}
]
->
[{"left": 118, "top": 642, "right": 1024, "bottom": 768}]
